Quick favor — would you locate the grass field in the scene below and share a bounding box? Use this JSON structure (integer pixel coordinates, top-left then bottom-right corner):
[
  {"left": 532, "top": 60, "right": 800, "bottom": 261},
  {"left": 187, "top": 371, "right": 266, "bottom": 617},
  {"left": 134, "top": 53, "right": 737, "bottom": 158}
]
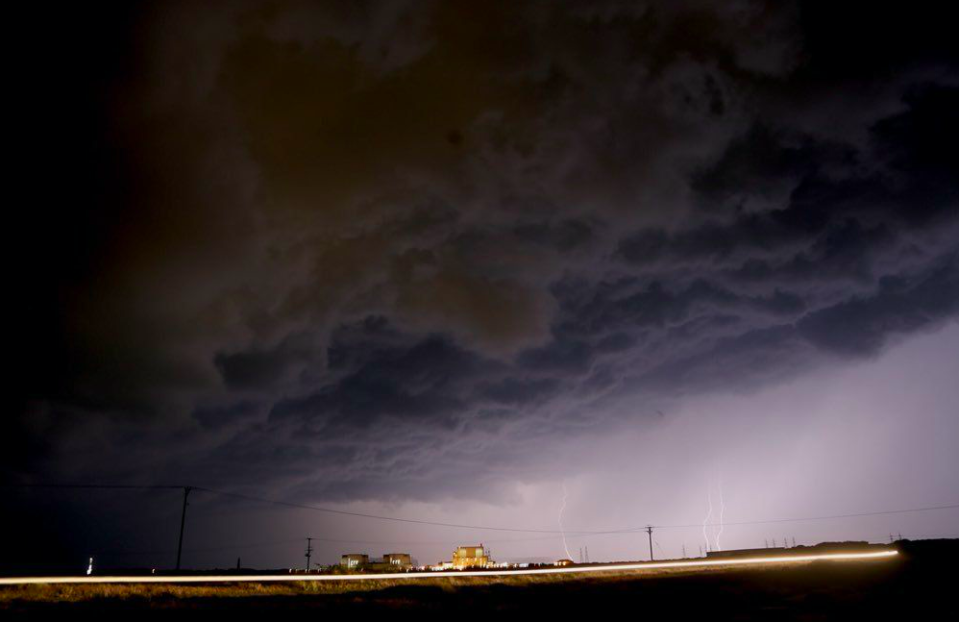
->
[{"left": 2, "top": 541, "right": 955, "bottom": 620}]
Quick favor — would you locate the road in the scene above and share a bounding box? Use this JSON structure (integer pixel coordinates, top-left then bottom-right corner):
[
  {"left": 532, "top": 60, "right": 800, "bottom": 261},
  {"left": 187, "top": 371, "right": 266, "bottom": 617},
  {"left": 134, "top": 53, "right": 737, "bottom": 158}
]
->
[{"left": 0, "top": 549, "right": 897, "bottom": 585}]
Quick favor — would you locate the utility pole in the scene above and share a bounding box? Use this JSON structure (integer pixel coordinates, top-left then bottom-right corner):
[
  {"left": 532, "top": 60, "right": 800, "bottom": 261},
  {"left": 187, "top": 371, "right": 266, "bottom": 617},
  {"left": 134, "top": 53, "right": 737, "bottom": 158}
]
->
[
  {"left": 646, "top": 526, "right": 654, "bottom": 561},
  {"left": 682, "top": 544, "right": 687, "bottom": 559},
  {"left": 176, "top": 486, "right": 193, "bottom": 571},
  {"left": 585, "top": 546, "right": 589, "bottom": 564},
  {"left": 305, "top": 537, "right": 314, "bottom": 572}
]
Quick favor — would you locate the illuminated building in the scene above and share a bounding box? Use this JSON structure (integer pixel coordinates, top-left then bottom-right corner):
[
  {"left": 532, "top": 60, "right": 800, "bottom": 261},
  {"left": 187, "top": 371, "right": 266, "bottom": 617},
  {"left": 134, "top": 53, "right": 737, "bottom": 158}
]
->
[
  {"left": 383, "top": 553, "right": 412, "bottom": 568},
  {"left": 339, "top": 554, "right": 369, "bottom": 568},
  {"left": 451, "top": 545, "right": 492, "bottom": 569},
  {"left": 340, "top": 553, "right": 413, "bottom": 570}
]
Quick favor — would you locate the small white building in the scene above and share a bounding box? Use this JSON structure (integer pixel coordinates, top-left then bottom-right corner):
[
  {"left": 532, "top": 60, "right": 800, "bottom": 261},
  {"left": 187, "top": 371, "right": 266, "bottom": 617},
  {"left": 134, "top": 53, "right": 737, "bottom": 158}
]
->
[{"left": 340, "top": 553, "right": 369, "bottom": 568}]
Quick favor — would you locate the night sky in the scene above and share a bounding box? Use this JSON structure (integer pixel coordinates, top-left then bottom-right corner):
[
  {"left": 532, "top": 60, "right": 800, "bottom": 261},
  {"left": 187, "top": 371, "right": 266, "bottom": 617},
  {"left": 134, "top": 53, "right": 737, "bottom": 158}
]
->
[{"left": 6, "top": 1, "right": 959, "bottom": 572}]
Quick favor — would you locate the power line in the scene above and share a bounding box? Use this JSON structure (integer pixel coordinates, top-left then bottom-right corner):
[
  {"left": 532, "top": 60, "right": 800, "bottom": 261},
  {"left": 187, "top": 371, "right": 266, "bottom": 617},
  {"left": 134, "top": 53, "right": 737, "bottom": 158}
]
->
[
  {"left": 651, "top": 503, "right": 959, "bottom": 530},
  {"left": 199, "top": 487, "right": 959, "bottom": 535},
  {"left": 8, "top": 483, "right": 959, "bottom": 536},
  {"left": 8, "top": 483, "right": 585, "bottom": 535},
  {"left": 87, "top": 537, "right": 307, "bottom": 557},
  {"left": 92, "top": 534, "right": 561, "bottom": 558},
  {"left": 195, "top": 487, "right": 579, "bottom": 534},
  {"left": 176, "top": 487, "right": 192, "bottom": 570},
  {"left": 4, "top": 484, "right": 187, "bottom": 491},
  {"left": 9, "top": 484, "right": 959, "bottom": 566}
]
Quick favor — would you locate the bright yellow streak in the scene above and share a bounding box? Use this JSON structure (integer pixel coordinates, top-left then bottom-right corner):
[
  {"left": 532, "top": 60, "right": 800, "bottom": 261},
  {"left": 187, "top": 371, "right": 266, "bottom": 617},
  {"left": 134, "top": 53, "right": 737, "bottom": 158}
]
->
[{"left": 0, "top": 550, "right": 897, "bottom": 586}]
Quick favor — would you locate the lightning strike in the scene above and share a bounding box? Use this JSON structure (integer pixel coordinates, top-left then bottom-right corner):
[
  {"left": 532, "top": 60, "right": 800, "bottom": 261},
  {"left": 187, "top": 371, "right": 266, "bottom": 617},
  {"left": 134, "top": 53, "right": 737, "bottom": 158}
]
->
[
  {"left": 559, "top": 481, "right": 573, "bottom": 560},
  {"left": 702, "top": 482, "right": 713, "bottom": 554},
  {"left": 715, "top": 477, "right": 726, "bottom": 552}
]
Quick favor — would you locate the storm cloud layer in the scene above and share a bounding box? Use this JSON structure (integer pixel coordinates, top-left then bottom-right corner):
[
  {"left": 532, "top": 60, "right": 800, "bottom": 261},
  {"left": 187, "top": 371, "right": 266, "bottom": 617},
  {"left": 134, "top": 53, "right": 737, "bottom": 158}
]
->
[{"left": 8, "top": 0, "right": 959, "bottom": 538}]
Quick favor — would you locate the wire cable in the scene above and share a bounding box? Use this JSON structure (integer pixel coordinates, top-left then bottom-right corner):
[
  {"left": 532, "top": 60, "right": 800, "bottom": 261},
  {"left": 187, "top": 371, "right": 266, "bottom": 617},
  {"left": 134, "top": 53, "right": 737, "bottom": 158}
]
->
[{"left": 8, "top": 483, "right": 958, "bottom": 536}]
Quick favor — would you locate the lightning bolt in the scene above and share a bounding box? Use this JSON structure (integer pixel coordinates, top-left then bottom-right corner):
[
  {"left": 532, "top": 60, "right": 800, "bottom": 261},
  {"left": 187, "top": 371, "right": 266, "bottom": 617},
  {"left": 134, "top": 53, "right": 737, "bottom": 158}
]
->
[
  {"left": 558, "top": 481, "right": 573, "bottom": 560},
  {"left": 702, "top": 481, "right": 713, "bottom": 554},
  {"left": 715, "top": 476, "right": 725, "bottom": 552}
]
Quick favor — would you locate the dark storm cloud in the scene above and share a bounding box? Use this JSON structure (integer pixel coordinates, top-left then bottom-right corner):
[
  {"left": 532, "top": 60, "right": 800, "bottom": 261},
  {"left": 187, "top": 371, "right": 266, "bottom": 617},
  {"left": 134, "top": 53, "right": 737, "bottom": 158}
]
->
[
  {"left": 193, "top": 400, "right": 261, "bottom": 430},
  {"left": 214, "top": 335, "right": 319, "bottom": 391},
  {"left": 625, "top": 323, "right": 806, "bottom": 396},
  {"left": 620, "top": 84, "right": 957, "bottom": 274},
  {"left": 797, "top": 253, "right": 959, "bottom": 356},
  {"left": 477, "top": 377, "right": 561, "bottom": 406},
  {"left": 270, "top": 335, "right": 486, "bottom": 431},
  {"left": 7, "top": 0, "right": 959, "bottom": 514}
]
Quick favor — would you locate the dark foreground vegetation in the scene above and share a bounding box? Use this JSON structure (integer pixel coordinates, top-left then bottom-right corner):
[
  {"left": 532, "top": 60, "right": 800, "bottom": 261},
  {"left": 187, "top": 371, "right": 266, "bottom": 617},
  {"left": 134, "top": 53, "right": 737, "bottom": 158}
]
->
[{"left": 1, "top": 540, "right": 955, "bottom": 620}]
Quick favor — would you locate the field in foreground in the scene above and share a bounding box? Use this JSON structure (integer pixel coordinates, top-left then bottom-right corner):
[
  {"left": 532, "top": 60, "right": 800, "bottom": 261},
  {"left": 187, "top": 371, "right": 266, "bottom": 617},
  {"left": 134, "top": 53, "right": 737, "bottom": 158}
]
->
[{"left": 2, "top": 540, "right": 955, "bottom": 620}]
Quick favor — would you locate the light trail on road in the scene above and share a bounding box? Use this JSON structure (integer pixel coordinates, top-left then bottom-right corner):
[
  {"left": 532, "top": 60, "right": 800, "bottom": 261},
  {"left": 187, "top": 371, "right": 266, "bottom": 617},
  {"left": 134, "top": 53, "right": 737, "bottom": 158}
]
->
[{"left": 0, "top": 550, "right": 898, "bottom": 586}]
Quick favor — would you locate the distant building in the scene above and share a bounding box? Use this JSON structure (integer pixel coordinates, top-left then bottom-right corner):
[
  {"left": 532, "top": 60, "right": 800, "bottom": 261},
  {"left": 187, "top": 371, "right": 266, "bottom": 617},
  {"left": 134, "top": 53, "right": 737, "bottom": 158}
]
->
[
  {"left": 341, "top": 553, "right": 414, "bottom": 571},
  {"left": 451, "top": 545, "right": 492, "bottom": 569},
  {"left": 383, "top": 553, "right": 412, "bottom": 568},
  {"left": 340, "top": 553, "right": 369, "bottom": 568},
  {"left": 555, "top": 558, "right": 574, "bottom": 567}
]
